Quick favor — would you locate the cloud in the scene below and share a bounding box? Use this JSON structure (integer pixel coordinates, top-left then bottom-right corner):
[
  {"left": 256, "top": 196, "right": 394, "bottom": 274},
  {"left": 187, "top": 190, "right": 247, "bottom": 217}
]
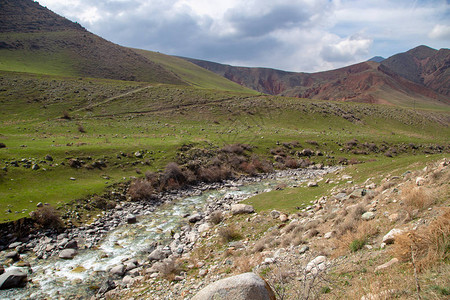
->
[
  {"left": 321, "top": 36, "right": 372, "bottom": 63},
  {"left": 429, "top": 24, "right": 450, "bottom": 40},
  {"left": 37, "top": 0, "right": 450, "bottom": 72}
]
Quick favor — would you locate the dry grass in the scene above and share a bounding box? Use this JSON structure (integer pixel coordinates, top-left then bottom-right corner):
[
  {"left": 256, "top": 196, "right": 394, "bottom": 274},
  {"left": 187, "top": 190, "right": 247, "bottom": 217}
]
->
[
  {"left": 335, "top": 220, "right": 378, "bottom": 256},
  {"left": 128, "top": 179, "right": 155, "bottom": 201},
  {"left": 392, "top": 209, "right": 450, "bottom": 272},
  {"left": 218, "top": 225, "right": 242, "bottom": 243},
  {"left": 31, "top": 205, "right": 64, "bottom": 229},
  {"left": 402, "top": 184, "right": 437, "bottom": 211}
]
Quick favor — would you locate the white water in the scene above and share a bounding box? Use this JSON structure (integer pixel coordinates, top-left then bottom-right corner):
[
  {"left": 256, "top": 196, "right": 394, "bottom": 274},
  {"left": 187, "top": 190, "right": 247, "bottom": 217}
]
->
[{"left": 0, "top": 168, "right": 333, "bottom": 299}]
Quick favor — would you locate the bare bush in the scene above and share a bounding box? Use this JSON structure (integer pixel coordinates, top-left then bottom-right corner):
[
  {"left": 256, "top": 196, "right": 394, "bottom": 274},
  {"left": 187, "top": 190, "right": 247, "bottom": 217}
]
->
[
  {"left": 62, "top": 111, "right": 71, "bottom": 120},
  {"left": 402, "top": 184, "right": 436, "bottom": 211},
  {"left": 128, "top": 179, "right": 155, "bottom": 201},
  {"left": 31, "top": 205, "right": 64, "bottom": 229},
  {"left": 218, "top": 225, "right": 242, "bottom": 243},
  {"left": 209, "top": 211, "right": 223, "bottom": 225},
  {"left": 221, "top": 144, "right": 245, "bottom": 154},
  {"left": 393, "top": 209, "right": 450, "bottom": 272}
]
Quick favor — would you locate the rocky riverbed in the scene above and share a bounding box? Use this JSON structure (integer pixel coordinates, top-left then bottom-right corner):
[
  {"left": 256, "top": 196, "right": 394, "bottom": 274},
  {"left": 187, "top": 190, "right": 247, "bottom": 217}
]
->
[{"left": 0, "top": 166, "right": 338, "bottom": 299}]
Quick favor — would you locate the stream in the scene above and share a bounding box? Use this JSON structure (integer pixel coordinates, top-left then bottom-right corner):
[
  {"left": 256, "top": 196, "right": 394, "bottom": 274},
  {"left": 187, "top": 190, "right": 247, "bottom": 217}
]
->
[{"left": 0, "top": 167, "right": 337, "bottom": 299}]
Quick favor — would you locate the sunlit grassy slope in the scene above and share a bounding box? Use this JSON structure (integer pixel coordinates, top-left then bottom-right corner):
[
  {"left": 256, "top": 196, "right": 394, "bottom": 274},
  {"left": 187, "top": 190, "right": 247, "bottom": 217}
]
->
[{"left": 133, "top": 49, "right": 257, "bottom": 93}]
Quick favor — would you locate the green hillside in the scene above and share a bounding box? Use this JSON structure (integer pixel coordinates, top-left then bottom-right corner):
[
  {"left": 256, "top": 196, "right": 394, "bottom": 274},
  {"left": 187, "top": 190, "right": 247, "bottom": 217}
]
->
[
  {"left": 133, "top": 49, "right": 257, "bottom": 93},
  {"left": 0, "top": 70, "right": 449, "bottom": 223}
]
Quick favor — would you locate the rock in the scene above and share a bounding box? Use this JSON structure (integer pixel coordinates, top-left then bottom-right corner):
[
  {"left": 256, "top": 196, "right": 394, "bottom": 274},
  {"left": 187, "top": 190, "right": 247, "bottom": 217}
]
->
[
  {"left": 192, "top": 272, "right": 276, "bottom": 300},
  {"left": 5, "top": 251, "right": 20, "bottom": 261},
  {"left": 0, "top": 269, "right": 28, "bottom": 290},
  {"left": 44, "top": 155, "right": 53, "bottom": 161},
  {"left": 382, "top": 228, "right": 405, "bottom": 244},
  {"left": 299, "top": 246, "right": 309, "bottom": 254},
  {"left": 110, "top": 264, "right": 126, "bottom": 276},
  {"left": 188, "top": 213, "right": 203, "bottom": 223},
  {"left": 349, "top": 188, "right": 366, "bottom": 198},
  {"left": 65, "top": 240, "right": 78, "bottom": 249},
  {"left": 148, "top": 248, "right": 166, "bottom": 261},
  {"left": 324, "top": 231, "right": 333, "bottom": 239},
  {"left": 305, "top": 256, "right": 327, "bottom": 274},
  {"left": 361, "top": 212, "right": 375, "bottom": 221},
  {"left": 36, "top": 202, "right": 43, "bottom": 208},
  {"left": 231, "top": 204, "right": 255, "bottom": 215},
  {"left": 307, "top": 182, "right": 318, "bottom": 187},
  {"left": 388, "top": 213, "right": 400, "bottom": 222},
  {"left": 270, "top": 210, "right": 280, "bottom": 219},
  {"left": 97, "top": 279, "right": 116, "bottom": 295},
  {"left": 126, "top": 214, "right": 137, "bottom": 224},
  {"left": 198, "top": 223, "right": 211, "bottom": 233},
  {"left": 361, "top": 289, "right": 398, "bottom": 300},
  {"left": 415, "top": 177, "right": 425, "bottom": 186},
  {"left": 279, "top": 214, "right": 288, "bottom": 222},
  {"left": 122, "top": 275, "right": 133, "bottom": 285},
  {"left": 8, "top": 242, "right": 22, "bottom": 249},
  {"left": 374, "top": 258, "right": 399, "bottom": 272},
  {"left": 59, "top": 249, "right": 78, "bottom": 259},
  {"left": 198, "top": 269, "right": 208, "bottom": 277},
  {"left": 31, "top": 164, "right": 40, "bottom": 170}
]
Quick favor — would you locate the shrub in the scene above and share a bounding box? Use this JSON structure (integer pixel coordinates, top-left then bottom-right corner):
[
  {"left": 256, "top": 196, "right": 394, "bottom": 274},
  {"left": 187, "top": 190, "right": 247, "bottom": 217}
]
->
[
  {"left": 128, "top": 179, "right": 155, "bottom": 201},
  {"left": 209, "top": 211, "right": 223, "bottom": 225},
  {"left": 221, "top": 144, "right": 244, "bottom": 154},
  {"left": 161, "top": 162, "right": 186, "bottom": 188},
  {"left": 77, "top": 124, "right": 86, "bottom": 133},
  {"left": 218, "top": 226, "right": 242, "bottom": 243},
  {"left": 0, "top": 143, "right": 6, "bottom": 148},
  {"left": 349, "top": 238, "right": 366, "bottom": 252},
  {"left": 62, "top": 111, "right": 71, "bottom": 120},
  {"left": 197, "top": 165, "right": 231, "bottom": 182},
  {"left": 284, "top": 158, "right": 299, "bottom": 169},
  {"left": 31, "top": 205, "right": 63, "bottom": 229},
  {"left": 392, "top": 209, "right": 450, "bottom": 272}
]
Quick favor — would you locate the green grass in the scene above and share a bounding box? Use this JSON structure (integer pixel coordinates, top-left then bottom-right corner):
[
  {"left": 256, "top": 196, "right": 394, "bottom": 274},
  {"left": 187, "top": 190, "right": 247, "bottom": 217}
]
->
[
  {"left": 133, "top": 49, "right": 257, "bottom": 94},
  {"left": 0, "top": 70, "right": 449, "bottom": 223}
]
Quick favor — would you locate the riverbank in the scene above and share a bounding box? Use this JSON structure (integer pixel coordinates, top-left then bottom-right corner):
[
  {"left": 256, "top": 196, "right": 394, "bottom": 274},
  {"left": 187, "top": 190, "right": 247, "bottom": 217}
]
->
[{"left": 0, "top": 165, "right": 337, "bottom": 298}]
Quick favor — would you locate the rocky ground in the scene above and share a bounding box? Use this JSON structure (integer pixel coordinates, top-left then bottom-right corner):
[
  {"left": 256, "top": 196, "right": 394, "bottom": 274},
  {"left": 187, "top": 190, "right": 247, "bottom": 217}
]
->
[
  {"left": 109, "top": 158, "right": 449, "bottom": 300},
  {"left": 0, "top": 166, "right": 336, "bottom": 298}
]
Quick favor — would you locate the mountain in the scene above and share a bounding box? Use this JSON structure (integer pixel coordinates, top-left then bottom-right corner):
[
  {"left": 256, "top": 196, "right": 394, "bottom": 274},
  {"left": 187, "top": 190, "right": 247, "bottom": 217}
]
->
[
  {"left": 183, "top": 47, "right": 450, "bottom": 109},
  {"left": 0, "top": 0, "right": 183, "bottom": 84},
  {"left": 368, "top": 56, "right": 385, "bottom": 63},
  {"left": 380, "top": 45, "right": 450, "bottom": 97}
]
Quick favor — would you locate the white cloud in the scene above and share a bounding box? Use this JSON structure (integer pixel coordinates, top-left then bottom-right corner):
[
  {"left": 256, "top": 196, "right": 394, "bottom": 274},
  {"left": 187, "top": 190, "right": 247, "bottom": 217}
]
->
[
  {"left": 429, "top": 24, "right": 450, "bottom": 40},
  {"left": 36, "top": 0, "right": 450, "bottom": 72}
]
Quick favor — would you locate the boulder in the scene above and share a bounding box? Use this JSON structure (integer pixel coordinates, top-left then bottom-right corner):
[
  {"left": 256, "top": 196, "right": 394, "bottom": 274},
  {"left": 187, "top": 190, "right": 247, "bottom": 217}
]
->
[
  {"left": 305, "top": 256, "right": 327, "bottom": 274},
  {"left": 192, "top": 272, "right": 276, "bottom": 300},
  {"left": 126, "top": 214, "right": 137, "bottom": 224},
  {"left": 188, "top": 213, "right": 203, "bottom": 223},
  {"left": 382, "top": 228, "right": 405, "bottom": 244},
  {"left": 5, "top": 251, "right": 20, "bottom": 261},
  {"left": 97, "top": 279, "right": 116, "bottom": 295},
  {"left": 279, "top": 214, "right": 288, "bottom": 222},
  {"left": 374, "top": 258, "right": 399, "bottom": 272},
  {"left": 0, "top": 269, "right": 28, "bottom": 290},
  {"left": 198, "top": 223, "right": 212, "bottom": 233},
  {"left": 270, "top": 210, "right": 280, "bottom": 219},
  {"left": 59, "top": 249, "right": 78, "bottom": 259},
  {"left": 148, "top": 248, "right": 166, "bottom": 261},
  {"left": 65, "top": 240, "right": 78, "bottom": 249},
  {"left": 110, "top": 264, "right": 126, "bottom": 276},
  {"left": 361, "top": 212, "right": 375, "bottom": 221},
  {"left": 307, "top": 182, "right": 318, "bottom": 187},
  {"left": 231, "top": 204, "right": 255, "bottom": 215}
]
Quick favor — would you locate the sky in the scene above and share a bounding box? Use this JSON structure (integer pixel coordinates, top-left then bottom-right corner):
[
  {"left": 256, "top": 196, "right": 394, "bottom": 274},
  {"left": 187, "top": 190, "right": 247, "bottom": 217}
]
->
[{"left": 36, "top": 0, "right": 450, "bottom": 72}]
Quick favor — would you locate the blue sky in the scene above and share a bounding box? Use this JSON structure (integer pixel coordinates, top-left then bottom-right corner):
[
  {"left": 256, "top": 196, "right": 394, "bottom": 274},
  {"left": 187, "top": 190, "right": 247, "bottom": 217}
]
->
[{"left": 37, "top": 0, "right": 450, "bottom": 72}]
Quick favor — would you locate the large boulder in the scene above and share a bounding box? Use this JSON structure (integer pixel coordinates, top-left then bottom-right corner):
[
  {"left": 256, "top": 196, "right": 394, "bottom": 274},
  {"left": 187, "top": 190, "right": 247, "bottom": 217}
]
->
[
  {"left": 59, "top": 249, "right": 78, "bottom": 259},
  {"left": 0, "top": 269, "right": 28, "bottom": 290},
  {"left": 192, "top": 272, "right": 275, "bottom": 300},
  {"left": 230, "top": 204, "right": 255, "bottom": 215},
  {"left": 382, "top": 228, "right": 405, "bottom": 244}
]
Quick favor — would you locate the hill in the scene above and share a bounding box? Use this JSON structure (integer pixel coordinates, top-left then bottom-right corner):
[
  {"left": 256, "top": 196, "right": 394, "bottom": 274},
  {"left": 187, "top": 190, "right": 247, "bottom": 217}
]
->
[
  {"left": 132, "top": 49, "right": 257, "bottom": 93},
  {"left": 182, "top": 47, "right": 450, "bottom": 109},
  {"left": 0, "top": 0, "right": 183, "bottom": 84},
  {"left": 380, "top": 45, "right": 450, "bottom": 97}
]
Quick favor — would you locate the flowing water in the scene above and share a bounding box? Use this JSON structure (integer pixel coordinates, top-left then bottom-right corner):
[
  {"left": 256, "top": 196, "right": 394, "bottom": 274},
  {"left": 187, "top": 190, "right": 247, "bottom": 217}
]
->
[{"left": 0, "top": 168, "right": 335, "bottom": 299}]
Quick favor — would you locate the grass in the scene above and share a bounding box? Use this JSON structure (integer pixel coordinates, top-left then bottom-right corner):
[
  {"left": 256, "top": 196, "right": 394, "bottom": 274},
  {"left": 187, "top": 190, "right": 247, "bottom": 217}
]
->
[{"left": 0, "top": 70, "right": 449, "bottom": 223}]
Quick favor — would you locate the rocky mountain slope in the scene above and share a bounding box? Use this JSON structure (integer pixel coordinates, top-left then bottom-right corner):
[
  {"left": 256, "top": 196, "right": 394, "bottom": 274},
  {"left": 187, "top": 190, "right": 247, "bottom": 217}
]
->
[
  {"left": 182, "top": 46, "right": 450, "bottom": 108},
  {"left": 0, "top": 0, "right": 184, "bottom": 84}
]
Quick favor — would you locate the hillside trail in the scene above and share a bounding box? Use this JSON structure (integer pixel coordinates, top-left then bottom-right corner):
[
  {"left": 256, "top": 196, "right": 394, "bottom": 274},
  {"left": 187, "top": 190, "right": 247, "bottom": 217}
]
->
[{"left": 73, "top": 85, "right": 153, "bottom": 113}]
